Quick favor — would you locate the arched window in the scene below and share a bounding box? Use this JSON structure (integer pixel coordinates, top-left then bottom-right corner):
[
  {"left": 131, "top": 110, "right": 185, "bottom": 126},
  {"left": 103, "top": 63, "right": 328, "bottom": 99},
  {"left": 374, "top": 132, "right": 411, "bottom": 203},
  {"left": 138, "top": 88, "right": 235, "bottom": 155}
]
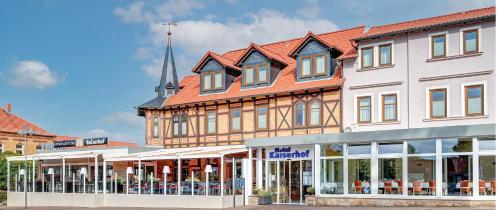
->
[
  {"left": 173, "top": 114, "right": 179, "bottom": 136},
  {"left": 294, "top": 101, "right": 305, "bottom": 127},
  {"left": 153, "top": 116, "right": 159, "bottom": 138},
  {"left": 309, "top": 100, "right": 321, "bottom": 126},
  {"left": 181, "top": 113, "right": 188, "bottom": 136}
]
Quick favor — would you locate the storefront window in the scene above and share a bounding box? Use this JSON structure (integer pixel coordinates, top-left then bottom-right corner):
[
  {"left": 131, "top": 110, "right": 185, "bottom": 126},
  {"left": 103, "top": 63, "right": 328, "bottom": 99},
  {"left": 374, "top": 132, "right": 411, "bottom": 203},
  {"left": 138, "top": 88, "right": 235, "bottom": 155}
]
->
[
  {"left": 478, "top": 136, "right": 496, "bottom": 151},
  {"left": 321, "top": 144, "right": 343, "bottom": 157},
  {"left": 378, "top": 158, "right": 402, "bottom": 194},
  {"left": 320, "top": 159, "right": 343, "bottom": 194},
  {"left": 442, "top": 137, "right": 472, "bottom": 153},
  {"left": 348, "top": 159, "right": 371, "bottom": 194},
  {"left": 408, "top": 156, "right": 436, "bottom": 196},
  {"left": 408, "top": 139, "right": 436, "bottom": 154},
  {"left": 479, "top": 156, "right": 496, "bottom": 196},
  {"left": 348, "top": 144, "right": 371, "bottom": 155},
  {"left": 379, "top": 142, "right": 403, "bottom": 154},
  {"left": 442, "top": 155, "right": 472, "bottom": 196}
]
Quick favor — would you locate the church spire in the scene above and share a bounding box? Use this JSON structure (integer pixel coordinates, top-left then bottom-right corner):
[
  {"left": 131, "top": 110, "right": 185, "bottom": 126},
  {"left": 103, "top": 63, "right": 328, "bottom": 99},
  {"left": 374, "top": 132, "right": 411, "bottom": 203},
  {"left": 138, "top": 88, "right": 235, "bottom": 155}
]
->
[{"left": 157, "top": 21, "right": 179, "bottom": 97}]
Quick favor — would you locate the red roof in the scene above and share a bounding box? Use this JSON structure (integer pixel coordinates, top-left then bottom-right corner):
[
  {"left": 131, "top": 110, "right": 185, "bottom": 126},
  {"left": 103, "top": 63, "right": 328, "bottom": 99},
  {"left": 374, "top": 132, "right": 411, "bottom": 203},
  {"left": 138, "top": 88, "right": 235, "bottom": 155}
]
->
[
  {"left": 164, "top": 26, "right": 365, "bottom": 107},
  {"left": 192, "top": 51, "right": 241, "bottom": 73},
  {"left": 0, "top": 108, "right": 55, "bottom": 137},
  {"left": 354, "top": 6, "right": 495, "bottom": 40},
  {"left": 234, "top": 42, "right": 288, "bottom": 66}
]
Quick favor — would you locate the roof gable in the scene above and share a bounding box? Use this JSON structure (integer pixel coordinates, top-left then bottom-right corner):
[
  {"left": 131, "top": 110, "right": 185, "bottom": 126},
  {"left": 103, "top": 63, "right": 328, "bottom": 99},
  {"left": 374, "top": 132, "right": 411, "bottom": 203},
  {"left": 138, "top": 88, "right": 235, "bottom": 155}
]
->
[
  {"left": 235, "top": 43, "right": 288, "bottom": 66},
  {"left": 0, "top": 108, "right": 55, "bottom": 137},
  {"left": 288, "top": 31, "right": 342, "bottom": 58},
  {"left": 192, "top": 51, "right": 240, "bottom": 73}
]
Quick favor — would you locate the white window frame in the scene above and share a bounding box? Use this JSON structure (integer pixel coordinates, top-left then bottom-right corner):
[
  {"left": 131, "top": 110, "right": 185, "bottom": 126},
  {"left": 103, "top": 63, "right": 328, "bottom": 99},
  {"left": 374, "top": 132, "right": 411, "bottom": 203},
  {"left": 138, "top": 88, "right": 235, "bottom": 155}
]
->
[
  {"left": 319, "top": 143, "right": 346, "bottom": 196},
  {"left": 459, "top": 25, "right": 482, "bottom": 54},
  {"left": 461, "top": 81, "right": 487, "bottom": 116},
  {"left": 353, "top": 93, "right": 374, "bottom": 124},
  {"left": 425, "top": 85, "right": 450, "bottom": 119},
  {"left": 428, "top": 31, "right": 449, "bottom": 59},
  {"left": 378, "top": 91, "right": 400, "bottom": 122},
  {"left": 358, "top": 40, "right": 395, "bottom": 69}
]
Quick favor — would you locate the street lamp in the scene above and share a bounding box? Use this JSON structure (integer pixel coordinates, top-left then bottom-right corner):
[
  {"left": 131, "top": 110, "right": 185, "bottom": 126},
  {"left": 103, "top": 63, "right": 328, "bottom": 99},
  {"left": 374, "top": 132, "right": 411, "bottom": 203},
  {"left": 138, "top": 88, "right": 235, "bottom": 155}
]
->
[
  {"left": 162, "top": 166, "right": 170, "bottom": 195},
  {"left": 126, "top": 167, "right": 133, "bottom": 194},
  {"left": 18, "top": 126, "right": 34, "bottom": 209},
  {"left": 204, "top": 165, "right": 213, "bottom": 196}
]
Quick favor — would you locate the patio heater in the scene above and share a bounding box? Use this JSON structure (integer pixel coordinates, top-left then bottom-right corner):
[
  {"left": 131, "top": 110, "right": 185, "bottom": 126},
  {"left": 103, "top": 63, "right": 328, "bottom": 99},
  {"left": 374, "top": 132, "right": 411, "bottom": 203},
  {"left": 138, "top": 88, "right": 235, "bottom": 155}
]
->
[
  {"left": 80, "top": 167, "right": 87, "bottom": 194},
  {"left": 163, "top": 166, "right": 170, "bottom": 195},
  {"left": 204, "top": 165, "right": 213, "bottom": 196},
  {"left": 47, "top": 168, "right": 54, "bottom": 193},
  {"left": 126, "top": 167, "right": 134, "bottom": 194}
]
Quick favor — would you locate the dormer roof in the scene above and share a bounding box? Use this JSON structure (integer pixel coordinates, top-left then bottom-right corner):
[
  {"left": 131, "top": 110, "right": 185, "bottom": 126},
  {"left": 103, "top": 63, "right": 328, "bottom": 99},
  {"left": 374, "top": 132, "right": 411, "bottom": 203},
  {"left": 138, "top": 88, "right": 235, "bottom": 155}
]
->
[
  {"left": 288, "top": 31, "right": 343, "bottom": 58},
  {"left": 192, "top": 51, "right": 241, "bottom": 73},
  {"left": 234, "top": 43, "right": 288, "bottom": 66}
]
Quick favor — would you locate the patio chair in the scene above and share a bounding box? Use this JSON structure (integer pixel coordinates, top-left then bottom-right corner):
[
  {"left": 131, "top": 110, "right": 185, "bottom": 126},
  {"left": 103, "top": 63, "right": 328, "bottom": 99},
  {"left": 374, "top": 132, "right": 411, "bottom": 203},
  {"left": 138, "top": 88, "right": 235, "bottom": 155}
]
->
[
  {"left": 384, "top": 180, "right": 392, "bottom": 194},
  {"left": 479, "top": 180, "right": 486, "bottom": 195},
  {"left": 354, "top": 180, "right": 362, "bottom": 194},
  {"left": 412, "top": 180, "right": 422, "bottom": 195},
  {"left": 491, "top": 180, "right": 496, "bottom": 195},
  {"left": 396, "top": 180, "right": 403, "bottom": 194},
  {"left": 428, "top": 180, "right": 436, "bottom": 195},
  {"left": 459, "top": 180, "right": 471, "bottom": 196}
]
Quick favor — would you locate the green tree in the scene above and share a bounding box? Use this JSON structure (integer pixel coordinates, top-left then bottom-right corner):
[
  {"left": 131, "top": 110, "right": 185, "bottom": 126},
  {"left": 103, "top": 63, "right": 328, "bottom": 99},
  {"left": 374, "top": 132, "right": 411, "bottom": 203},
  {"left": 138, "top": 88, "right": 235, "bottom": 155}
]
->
[{"left": 0, "top": 151, "right": 23, "bottom": 191}]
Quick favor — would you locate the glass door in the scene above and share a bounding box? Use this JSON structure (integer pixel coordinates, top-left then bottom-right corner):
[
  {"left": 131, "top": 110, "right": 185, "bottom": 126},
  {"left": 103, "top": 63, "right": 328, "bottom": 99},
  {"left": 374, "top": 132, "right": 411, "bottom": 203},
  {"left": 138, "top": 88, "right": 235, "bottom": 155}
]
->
[
  {"left": 269, "top": 161, "right": 277, "bottom": 203},
  {"left": 279, "top": 161, "right": 289, "bottom": 203},
  {"left": 290, "top": 161, "right": 301, "bottom": 203},
  {"left": 268, "top": 160, "right": 312, "bottom": 204}
]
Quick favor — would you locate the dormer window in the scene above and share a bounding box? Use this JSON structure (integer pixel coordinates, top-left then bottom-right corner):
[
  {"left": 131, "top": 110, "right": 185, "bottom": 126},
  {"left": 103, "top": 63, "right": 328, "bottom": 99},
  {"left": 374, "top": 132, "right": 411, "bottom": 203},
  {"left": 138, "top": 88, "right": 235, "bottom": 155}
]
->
[
  {"left": 243, "top": 63, "right": 269, "bottom": 86},
  {"left": 257, "top": 64, "right": 268, "bottom": 83},
  {"left": 300, "top": 56, "right": 311, "bottom": 77},
  {"left": 243, "top": 66, "right": 254, "bottom": 85},
  {"left": 315, "top": 55, "right": 326, "bottom": 75},
  {"left": 202, "top": 71, "right": 224, "bottom": 91},
  {"left": 300, "top": 54, "right": 327, "bottom": 78}
]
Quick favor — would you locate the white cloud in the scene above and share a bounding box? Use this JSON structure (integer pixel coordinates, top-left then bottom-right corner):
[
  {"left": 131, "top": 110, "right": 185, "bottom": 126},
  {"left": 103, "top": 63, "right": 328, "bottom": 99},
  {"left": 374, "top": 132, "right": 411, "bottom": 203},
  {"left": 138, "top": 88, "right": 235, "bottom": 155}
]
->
[
  {"left": 338, "top": 0, "right": 374, "bottom": 16},
  {"left": 101, "top": 111, "right": 143, "bottom": 128},
  {"left": 441, "top": 0, "right": 495, "bottom": 12},
  {"left": 296, "top": 0, "right": 321, "bottom": 19},
  {"left": 8, "top": 60, "right": 61, "bottom": 90},
  {"left": 114, "top": 0, "right": 204, "bottom": 24}
]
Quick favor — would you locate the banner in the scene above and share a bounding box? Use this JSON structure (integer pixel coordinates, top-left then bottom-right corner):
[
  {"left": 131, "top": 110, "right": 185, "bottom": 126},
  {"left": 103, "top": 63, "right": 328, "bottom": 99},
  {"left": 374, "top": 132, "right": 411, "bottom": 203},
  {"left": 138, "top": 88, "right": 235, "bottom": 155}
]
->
[
  {"left": 54, "top": 140, "right": 77, "bottom": 148},
  {"left": 83, "top": 137, "right": 108, "bottom": 146}
]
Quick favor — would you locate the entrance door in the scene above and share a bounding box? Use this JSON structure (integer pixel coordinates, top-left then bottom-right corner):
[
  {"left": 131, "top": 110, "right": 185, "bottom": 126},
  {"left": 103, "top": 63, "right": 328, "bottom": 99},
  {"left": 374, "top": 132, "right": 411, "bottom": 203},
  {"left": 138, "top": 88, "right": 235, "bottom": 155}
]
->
[{"left": 269, "top": 160, "right": 312, "bottom": 204}]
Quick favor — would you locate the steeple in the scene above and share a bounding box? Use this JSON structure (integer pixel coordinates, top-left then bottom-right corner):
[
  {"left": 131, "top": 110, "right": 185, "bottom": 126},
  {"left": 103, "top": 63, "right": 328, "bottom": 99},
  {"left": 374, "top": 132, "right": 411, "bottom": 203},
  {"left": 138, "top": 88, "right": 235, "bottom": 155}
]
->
[{"left": 156, "top": 22, "right": 180, "bottom": 97}]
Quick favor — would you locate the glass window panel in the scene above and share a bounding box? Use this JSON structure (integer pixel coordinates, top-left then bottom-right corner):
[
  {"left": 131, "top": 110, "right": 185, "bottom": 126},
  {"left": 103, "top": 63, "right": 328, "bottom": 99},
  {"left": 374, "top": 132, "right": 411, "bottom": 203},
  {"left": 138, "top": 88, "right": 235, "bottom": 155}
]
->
[
  {"left": 379, "top": 143, "right": 403, "bottom": 154},
  {"left": 257, "top": 107, "right": 267, "bottom": 129},
  {"left": 173, "top": 115, "right": 179, "bottom": 136},
  {"left": 214, "top": 72, "right": 223, "bottom": 89},
  {"left": 181, "top": 114, "right": 187, "bottom": 135},
  {"left": 257, "top": 65, "right": 267, "bottom": 82},
  {"left": 379, "top": 45, "right": 391, "bottom": 65},
  {"left": 315, "top": 56, "right": 325, "bottom": 74},
  {"left": 244, "top": 67, "right": 254, "bottom": 84},
  {"left": 321, "top": 144, "right": 343, "bottom": 157},
  {"left": 383, "top": 95, "right": 397, "bottom": 121},
  {"left": 467, "top": 86, "right": 482, "bottom": 97},
  {"left": 320, "top": 159, "right": 343, "bottom": 194},
  {"left": 378, "top": 158, "right": 403, "bottom": 194},
  {"left": 479, "top": 156, "right": 496, "bottom": 196},
  {"left": 348, "top": 144, "right": 371, "bottom": 155},
  {"left": 362, "top": 48, "right": 373, "bottom": 67},
  {"left": 442, "top": 155, "right": 473, "bottom": 196},
  {"left": 408, "top": 156, "right": 436, "bottom": 196},
  {"left": 295, "top": 102, "right": 305, "bottom": 126},
  {"left": 478, "top": 137, "right": 496, "bottom": 151},
  {"left": 442, "top": 138, "right": 472, "bottom": 153},
  {"left": 468, "top": 98, "right": 482, "bottom": 114},
  {"left": 358, "top": 96, "right": 371, "bottom": 122},
  {"left": 466, "top": 86, "right": 483, "bottom": 115},
  {"left": 433, "top": 36, "right": 445, "bottom": 57},
  {"left": 203, "top": 73, "right": 212, "bottom": 90},
  {"left": 432, "top": 101, "right": 445, "bottom": 117},
  {"left": 207, "top": 112, "right": 216, "bottom": 133},
  {"left": 407, "top": 139, "right": 436, "bottom": 154},
  {"left": 302, "top": 57, "right": 311, "bottom": 76},
  {"left": 309, "top": 101, "right": 320, "bottom": 126},
  {"left": 348, "top": 159, "right": 371, "bottom": 194},
  {"left": 464, "top": 30, "right": 477, "bottom": 53},
  {"left": 231, "top": 109, "right": 241, "bottom": 131},
  {"left": 153, "top": 116, "right": 159, "bottom": 137}
]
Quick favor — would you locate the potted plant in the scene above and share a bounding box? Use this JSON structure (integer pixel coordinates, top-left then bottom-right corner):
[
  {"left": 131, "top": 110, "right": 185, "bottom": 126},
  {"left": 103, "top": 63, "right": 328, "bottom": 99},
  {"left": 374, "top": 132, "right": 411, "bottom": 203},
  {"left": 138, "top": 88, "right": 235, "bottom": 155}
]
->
[
  {"left": 305, "top": 187, "right": 316, "bottom": 206},
  {"left": 248, "top": 188, "right": 272, "bottom": 205}
]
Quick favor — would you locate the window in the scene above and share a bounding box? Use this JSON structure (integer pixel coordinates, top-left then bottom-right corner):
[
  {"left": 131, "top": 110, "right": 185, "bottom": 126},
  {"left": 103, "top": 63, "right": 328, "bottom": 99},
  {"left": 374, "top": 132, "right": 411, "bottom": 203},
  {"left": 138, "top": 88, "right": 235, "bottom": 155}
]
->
[
  {"left": 257, "top": 64, "right": 267, "bottom": 83},
  {"left": 300, "top": 56, "right": 311, "bottom": 77},
  {"left": 36, "top": 144, "right": 42, "bottom": 152},
  {"left": 0, "top": 144, "right": 3, "bottom": 153},
  {"left": 431, "top": 34, "right": 446, "bottom": 58},
  {"left": 407, "top": 139, "right": 436, "bottom": 154},
  {"left": 379, "top": 44, "right": 392, "bottom": 66},
  {"left": 321, "top": 144, "right": 343, "bottom": 157},
  {"left": 214, "top": 72, "right": 223, "bottom": 89},
  {"left": 180, "top": 113, "right": 188, "bottom": 136},
  {"left": 478, "top": 136, "right": 495, "bottom": 151},
  {"left": 442, "top": 137, "right": 472, "bottom": 153},
  {"left": 348, "top": 159, "right": 371, "bottom": 194},
  {"left": 16, "top": 144, "right": 23, "bottom": 154},
  {"left": 465, "top": 84, "right": 484, "bottom": 116},
  {"left": 479, "top": 156, "right": 496, "bottom": 196},
  {"left": 294, "top": 102, "right": 305, "bottom": 127},
  {"left": 230, "top": 108, "right": 241, "bottom": 131},
  {"left": 206, "top": 111, "right": 216, "bottom": 134},
  {"left": 309, "top": 100, "right": 321, "bottom": 126},
  {"left": 408, "top": 156, "right": 436, "bottom": 196},
  {"left": 379, "top": 142, "right": 403, "bottom": 154},
  {"left": 173, "top": 114, "right": 179, "bottom": 136},
  {"left": 357, "top": 96, "right": 371, "bottom": 123},
  {"left": 320, "top": 145, "right": 343, "bottom": 195},
  {"left": 378, "top": 158, "right": 403, "bottom": 194},
  {"left": 442, "top": 138, "right": 473, "bottom": 196},
  {"left": 314, "top": 55, "right": 326, "bottom": 75},
  {"left": 256, "top": 106, "right": 268, "bottom": 130},
  {"left": 361, "top": 47, "right": 373, "bottom": 68},
  {"left": 463, "top": 29, "right": 478, "bottom": 54},
  {"left": 429, "top": 89, "right": 447, "bottom": 118},
  {"left": 382, "top": 94, "right": 397, "bottom": 121},
  {"left": 152, "top": 116, "right": 159, "bottom": 138},
  {"left": 203, "top": 73, "right": 212, "bottom": 90},
  {"left": 244, "top": 66, "right": 254, "bottom": 85},
  {"left": 348, "top": 144, "right": 371, "bottom": 155}
]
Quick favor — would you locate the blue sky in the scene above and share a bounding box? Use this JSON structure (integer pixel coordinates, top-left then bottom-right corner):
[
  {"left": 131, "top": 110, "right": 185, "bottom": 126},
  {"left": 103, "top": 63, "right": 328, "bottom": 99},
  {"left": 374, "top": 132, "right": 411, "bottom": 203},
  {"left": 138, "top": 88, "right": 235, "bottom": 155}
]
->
[{"left": 0, "top": 0, "right": 494, "bottom": 145}]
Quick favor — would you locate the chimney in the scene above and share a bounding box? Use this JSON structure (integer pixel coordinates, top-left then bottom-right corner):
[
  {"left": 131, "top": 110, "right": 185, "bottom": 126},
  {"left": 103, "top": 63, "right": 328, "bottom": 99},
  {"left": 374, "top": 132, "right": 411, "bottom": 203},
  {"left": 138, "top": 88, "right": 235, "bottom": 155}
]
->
[{"left": 5, "top": 103, "right": 11, "bottom": 113}]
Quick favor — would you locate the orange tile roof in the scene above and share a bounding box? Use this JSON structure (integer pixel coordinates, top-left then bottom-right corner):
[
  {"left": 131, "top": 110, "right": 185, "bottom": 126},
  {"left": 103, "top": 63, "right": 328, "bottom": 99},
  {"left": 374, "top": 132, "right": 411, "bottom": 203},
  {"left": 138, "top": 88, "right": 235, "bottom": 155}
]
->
[
  {"left": 0, "top": 108, "right": 55, "bottom": 137},
  {"left": 164, "top": 26, "right": 365, "bottom": 107},
  {"left": 354, "top": 6, "right": 495, "bottom": 40}
]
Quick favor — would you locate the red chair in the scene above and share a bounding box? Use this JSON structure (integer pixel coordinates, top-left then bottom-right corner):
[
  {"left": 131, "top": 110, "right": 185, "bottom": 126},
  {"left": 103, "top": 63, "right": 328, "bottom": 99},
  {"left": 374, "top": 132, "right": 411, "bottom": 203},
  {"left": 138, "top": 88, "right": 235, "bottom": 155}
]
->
[
  {"left": 429, "top": 180, "right": 436, "bottom": 195},
  {"left": 384, "top": 181, "right": 392, "bottom": 194},
  {"left": 491, "top": 180, "right": 496, "bottom": 195},
  {"left": 479, "top": 180, "right": 486, "bottom": 195},
  {"left": 460, "top": 180, "right": 471, "bottom": 196},
  {"left": 396, "top": 180, "right": 403, "bottom": 194},
  {"left": 413, "top": 180, "right": 422, "bottom": 195},
  {"left": 354, "top": 180, "right": 362, "bottom": 194}
]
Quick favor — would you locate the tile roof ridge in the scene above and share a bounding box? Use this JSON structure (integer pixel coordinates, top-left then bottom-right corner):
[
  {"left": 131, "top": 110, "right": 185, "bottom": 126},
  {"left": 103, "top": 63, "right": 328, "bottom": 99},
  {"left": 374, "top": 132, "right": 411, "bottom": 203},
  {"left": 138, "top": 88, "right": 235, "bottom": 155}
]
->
[{"left": 369, "top": 6, "right": 495, "bottom": 30}]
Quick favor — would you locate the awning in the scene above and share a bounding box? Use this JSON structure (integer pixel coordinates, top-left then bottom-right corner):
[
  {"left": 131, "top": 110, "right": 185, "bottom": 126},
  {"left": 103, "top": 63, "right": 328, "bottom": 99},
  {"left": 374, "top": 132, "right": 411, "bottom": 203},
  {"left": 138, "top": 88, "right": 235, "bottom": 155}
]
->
[{"left": 7, "top": 147, "right": 130, "bottom": 162}]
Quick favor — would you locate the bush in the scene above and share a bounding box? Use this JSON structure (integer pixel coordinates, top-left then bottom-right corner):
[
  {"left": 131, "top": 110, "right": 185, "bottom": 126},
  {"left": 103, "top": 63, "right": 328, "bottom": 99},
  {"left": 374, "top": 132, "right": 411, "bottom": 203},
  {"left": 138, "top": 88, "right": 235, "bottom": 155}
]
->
[
  {"left": 255, "top": 188, "right": 272, "bottom": 197},
  {"left": 306, "top": 187, "right": 315, "bottom": 195},
  {"left": 0, "top": 151, "right": 23, "bottom": 191},
  {"left": 0, "top": 191, "right": 6, "bottom": 203}
]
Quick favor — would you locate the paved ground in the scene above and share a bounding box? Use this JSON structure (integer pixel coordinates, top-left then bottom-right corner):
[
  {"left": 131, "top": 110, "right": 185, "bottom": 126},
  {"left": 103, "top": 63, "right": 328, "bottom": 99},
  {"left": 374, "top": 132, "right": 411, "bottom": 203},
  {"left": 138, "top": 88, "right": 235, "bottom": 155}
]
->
[{"left": 0, "top": 206, "right": 495, "bottom": 210}]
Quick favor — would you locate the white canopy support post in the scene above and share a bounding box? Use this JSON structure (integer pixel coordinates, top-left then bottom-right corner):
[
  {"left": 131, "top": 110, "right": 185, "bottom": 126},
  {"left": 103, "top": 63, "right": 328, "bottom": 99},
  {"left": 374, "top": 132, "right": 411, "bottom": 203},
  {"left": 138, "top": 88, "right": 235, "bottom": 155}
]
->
[
  {"left": 51, "top": 172, "right": 54, "bottom": 193},
  {"left": 41, "top": 170, "right": 44, "bottom": 193},
  {"left": 163, "top": 171, "right": 167, "bottom": 195},
  {"left": 256, "top": 148, "right": 263, "bottom": 189},
  {"left": 205, "top": 170, "right": 209, "bottom": 196},
  {"left": 248, "top": 147, "right": 253, "bottom": 196},
  {"left": 32, "top": 160, "right": 36, "bottom": 192},
  {"left": 94, "top": 155, "right": 98, "bottom": 194},
  {"left": 15, "top": 174, "right": 18, "bottom": 192},
  {"left": 220, "top": 155, "right": 224, "bottom": 196},
  {"left": 114, "top": 172, "right": 117, "bottom": 194},
  {"left": 62, "top": 157, "right": 66, "bottom": 194},
  {"left": 138, "top": 159, "right": 141, "bottom": 195},
  {"left": 103, "top": 161, "right": 107, "bottom": 194},
  {"left": 177, "top": 158, "right": 181, "bottom": 196},
  {"left": 126, "top": 172, "right": 129, "bottom": 195},
  {"left": 150, "top": 172, "right": 154, "bottom": 195},
  {"left": 83, "top": 170, "right": 86, "bottom": 194},
  {"left": 7, "top": 160, "right": 10, "bottom": 192},
  {"left": 72, "top": 173, "right": 75, "bottom": 193},
  {"left": 191, "top": 170, "right": 194, "bottom": 196}
]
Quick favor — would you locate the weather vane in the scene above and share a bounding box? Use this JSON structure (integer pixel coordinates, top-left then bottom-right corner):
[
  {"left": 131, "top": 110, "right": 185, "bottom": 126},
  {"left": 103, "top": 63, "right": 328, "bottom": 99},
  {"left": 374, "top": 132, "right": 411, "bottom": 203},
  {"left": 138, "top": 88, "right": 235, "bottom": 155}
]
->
[{"left": 162, "top": 18, "right": 177, "bottom": 36}]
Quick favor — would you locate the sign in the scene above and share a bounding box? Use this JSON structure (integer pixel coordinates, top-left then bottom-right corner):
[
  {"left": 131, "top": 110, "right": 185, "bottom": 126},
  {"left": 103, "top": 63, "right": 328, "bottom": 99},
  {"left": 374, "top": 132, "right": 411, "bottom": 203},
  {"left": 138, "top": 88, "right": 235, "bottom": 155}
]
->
[
  {"left": 54, "top": 140, "right": 77, "bottom": 148},
  {"left": 83, "top": 137, "right": 108, "bottom": 146},
  {"left": 267, "top": 146, "right": 311, "bottom": 160}
]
